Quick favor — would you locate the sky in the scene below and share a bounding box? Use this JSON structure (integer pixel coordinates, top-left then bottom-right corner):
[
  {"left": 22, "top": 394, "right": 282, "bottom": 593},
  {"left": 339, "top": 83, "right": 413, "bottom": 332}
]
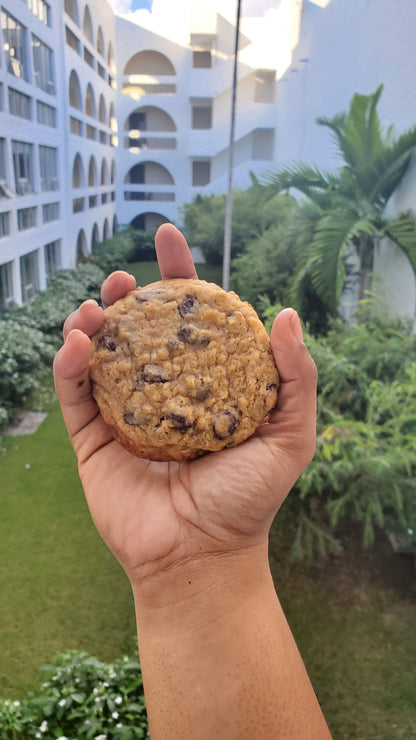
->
[{"left": 107, "top": 0, "right": 284, "bottom": 17}]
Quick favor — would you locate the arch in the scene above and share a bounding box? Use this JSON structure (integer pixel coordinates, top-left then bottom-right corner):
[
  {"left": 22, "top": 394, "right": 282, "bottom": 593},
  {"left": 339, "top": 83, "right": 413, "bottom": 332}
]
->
[
  {"left": 103, "top": 218, "right": 110, "bottom": 241},
  {"left": 64, "top": 0, "right": 79, "bottom": 25},
  {"left": 98, "top": 94, "right": 106, "bottom": 124},
  {"left": 91, "top": 223, "right": 100, "bottom": 249},
  {"left": 96, "top": 25, "right": 105, "bottom": 57},
  {"left": 85, "top": 83, "right": 96, "bottom": 118},
  {"left": 69, "top": 70, "right": 82, "bottom": 110},
  {"left": 72, "top": 153, "right": 85, "bottom": 189},
  {"left": 125, "top": 161, "right": 174, "bottom": 186},
  {"left": 124, "top": 105, "right": 176, "bottom": 133},
  {"left": 101, "top": 158, "right": 109, "bottom": 185},
  {"left": 130, "top": 212, "right": 169, "bottom": 232},
  {"left": 110, "top": 159, "right": 116, "bottom": 185},
  {"left": 88, "top": 155, "right": 98, "bottom": 187},
  {"left": 83, "top": 4, "right": 94, "bottom": 44},
  {"left": 112, "top": 214, "right": 118, "bottom": 235},
  {"left": 124, "top": 50, "right": 175, "bottom": 77},
  {"left": 109, "top": 102, "right": 117, "bottom": 131},
  {"left": 76, "top": 228, "right": 88, "bottom": 263},
  {"left": 108, "top": 41, "right": 116, "bottom": 75}
]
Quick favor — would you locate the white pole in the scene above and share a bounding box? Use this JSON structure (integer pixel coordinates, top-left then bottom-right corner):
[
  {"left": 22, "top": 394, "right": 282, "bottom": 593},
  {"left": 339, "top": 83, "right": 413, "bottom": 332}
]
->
[{"left": 222, "top": 0, "right": 242, "bottom": 291}]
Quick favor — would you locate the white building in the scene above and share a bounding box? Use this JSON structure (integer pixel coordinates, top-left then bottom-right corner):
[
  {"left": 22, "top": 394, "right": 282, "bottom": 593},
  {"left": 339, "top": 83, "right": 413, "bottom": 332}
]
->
[
  {"left": 1, "top": 0, "right": 415, "bottom": 323},
  {"left": 0, "top": 0, "right": 117, "bottom": 313}
]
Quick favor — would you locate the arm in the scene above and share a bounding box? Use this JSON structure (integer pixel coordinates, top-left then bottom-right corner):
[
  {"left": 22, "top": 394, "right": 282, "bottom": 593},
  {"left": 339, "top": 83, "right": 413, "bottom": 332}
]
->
[{"left": 54, "top": 224, "right": 331, "bottom": 740}]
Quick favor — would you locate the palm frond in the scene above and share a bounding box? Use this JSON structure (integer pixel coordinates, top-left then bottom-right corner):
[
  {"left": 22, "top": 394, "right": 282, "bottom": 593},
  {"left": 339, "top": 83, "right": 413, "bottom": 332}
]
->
[
  {"left": 383, "top": 214, "right": 416, "bottom": 277},
  {"left": 262, "top": 162, "right": 339, "bottom": 206}
]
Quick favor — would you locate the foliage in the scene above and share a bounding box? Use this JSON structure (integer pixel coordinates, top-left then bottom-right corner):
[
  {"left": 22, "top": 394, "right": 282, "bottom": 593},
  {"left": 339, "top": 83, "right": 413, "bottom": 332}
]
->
[
  {"left": 0, "top": 651, "right": 148, "bottom": 739},
  {"left": 90, "top": 230, "right": 136, "bottom": 275},
  {"left": 0, "top": 264, "right": 104, "bottom": 425},
  {"left": 182, "top": 186, "right": 290, "bottom": 265},
  {"left": 128, "top": 230, "right": 158, "bottom": 263},
  {"left": 263, "top": 85, "right": 416, "bottom": 311},
  {"left": 265, "top": 303, "right": 416, "bottom": 561}
]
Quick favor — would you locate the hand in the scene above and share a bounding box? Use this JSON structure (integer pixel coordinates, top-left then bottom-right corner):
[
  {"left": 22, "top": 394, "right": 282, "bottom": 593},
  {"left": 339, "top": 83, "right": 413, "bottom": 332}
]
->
[{"left": 53, "top": 224, "right": 317, "bottom": 587}]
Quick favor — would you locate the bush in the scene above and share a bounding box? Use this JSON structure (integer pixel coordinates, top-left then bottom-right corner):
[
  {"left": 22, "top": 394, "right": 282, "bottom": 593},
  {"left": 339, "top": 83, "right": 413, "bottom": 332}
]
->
[
  {"left": 0, "top": 651, "right": 148, "bottom": 739},
  {"left": 265, "top": 304, "right": 416, "bottom": 560},
  {"left": 90, "top": 231, "right": 136, "bottom": 276},
  {"left": 0, "top": 264, "right": 104, "bottom": 425}
]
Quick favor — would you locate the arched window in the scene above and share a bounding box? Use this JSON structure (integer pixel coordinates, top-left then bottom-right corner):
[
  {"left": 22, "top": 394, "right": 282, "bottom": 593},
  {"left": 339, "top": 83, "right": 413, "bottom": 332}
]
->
[
  {"left": 107, "top": 41, "right": 116, "bottom": 75},
  {"left": 112, "top": 214, "right": 118, "bottom": 235},
  {"left": 72, "top": 154, "right": 85, "bottom": 188},
  {"left": 69, "top": 70, "right": 82, "bottom": 110},
  {"left": 124, "top": 106, "right": 176, "bottom": 133},
  {"left": 64, "top": 0, "right": 79, "bottom": 26},
  {"left": 83, "top": 5, "right": 94, "bottom": 44},
  {"left": 91, "top": 223, "right": 100, "bottom": 248},
  {"left": 96, "top": 25, "right": 105, "bottom": 57},
  {"left": 88, "top": 156, "right": 98, "bottom": 187},
  {"left": 131, "top": 213, "right": 168, "bottom": 231},
  {"left": 101, "top": 159, "right": 109, "bottom": 186},
  {"left": 85, "top": 83, "right": 96, "bottom": 118},
  {"left": 76, "top": 229, "right": 88, "bottom": 262},
  {"left": 98, "top": 94, "right": 106, "bottom": 124},
  {"left": 110, "top": 160, "right": 116, "bottom": 185},
  {"left": 109, "top": 102, "right": 117, "bottom": 131},
  {"left": 103, "top": 218, "right": 110, "bottom": 240},
  {"left": 125, "top": 161, "right": 174, "bottom": 185},
  {"left": 124, "top": 50, "right": 176, "bottom": 76}
]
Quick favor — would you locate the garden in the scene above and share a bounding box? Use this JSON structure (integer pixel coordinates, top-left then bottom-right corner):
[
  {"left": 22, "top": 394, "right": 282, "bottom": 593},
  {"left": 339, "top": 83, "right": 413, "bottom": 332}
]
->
[{"left": 1, "top": 87, "right": 416, "bottom": 739}]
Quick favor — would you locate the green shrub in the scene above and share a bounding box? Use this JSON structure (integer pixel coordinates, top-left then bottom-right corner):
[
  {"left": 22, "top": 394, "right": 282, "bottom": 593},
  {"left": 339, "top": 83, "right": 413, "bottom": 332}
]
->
[
  {"left": 0, "top": 651, "right": 148, "bottom": 739},
  {"left": 90, "top": 231, "right": 136, "bottom": 276},
  {"left": 265, "top": 304, "right": 416, "bottom": 560}
]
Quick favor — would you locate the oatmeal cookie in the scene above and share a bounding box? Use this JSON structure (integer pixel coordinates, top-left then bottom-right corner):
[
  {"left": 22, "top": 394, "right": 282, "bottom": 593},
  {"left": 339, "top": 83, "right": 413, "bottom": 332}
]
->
[{"left": 89, "top": 279, "right": 279, "bottom": 462}]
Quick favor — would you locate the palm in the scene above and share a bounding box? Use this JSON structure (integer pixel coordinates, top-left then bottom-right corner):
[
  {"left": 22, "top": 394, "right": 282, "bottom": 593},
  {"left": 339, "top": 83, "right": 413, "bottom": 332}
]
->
[
  {"left": 79, "top": 420, "right": 284, "bottom": 580},
  {"left": 265, "top": 84, "right": 416, "bottom": 309}
]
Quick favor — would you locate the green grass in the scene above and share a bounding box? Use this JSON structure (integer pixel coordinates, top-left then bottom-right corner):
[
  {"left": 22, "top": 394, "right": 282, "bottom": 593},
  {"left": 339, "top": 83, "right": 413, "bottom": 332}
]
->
[
  {"left": 129, "top": 260, "right": 223, "bottom": 286},
  {"left": 0, "top": 396, "right": 136, "bottom": 698},
  {"left": 1, "top": 387, "right": 416, "bottom": 739}
]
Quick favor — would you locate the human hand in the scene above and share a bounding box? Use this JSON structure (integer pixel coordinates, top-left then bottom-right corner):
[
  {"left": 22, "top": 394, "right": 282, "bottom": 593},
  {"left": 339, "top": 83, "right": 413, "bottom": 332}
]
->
[{"left": 53, "top": 224, "right": 317, "bottom": 589}]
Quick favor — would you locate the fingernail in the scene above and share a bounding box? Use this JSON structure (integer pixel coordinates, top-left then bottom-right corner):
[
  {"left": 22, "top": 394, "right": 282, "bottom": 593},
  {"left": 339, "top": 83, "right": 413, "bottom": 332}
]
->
[{"left": 289, "top": 311, "right": 304, "bottom": 343}]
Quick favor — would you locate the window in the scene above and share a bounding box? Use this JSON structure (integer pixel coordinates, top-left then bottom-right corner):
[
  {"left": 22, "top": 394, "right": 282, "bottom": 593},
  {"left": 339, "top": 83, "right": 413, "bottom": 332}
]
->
[
  {"left": 0, "top": 261, "right": 14, "bottom": 313},
  {"left": 20, "top": 250, "right": 39, "bottom": 303},
  {"left": 0, "top": 139, "right": 6, "bottom": 182},
  {"left": 44, "top": 240, "right": 61, "bottom": 284},
  {"left": 2, "top": 11, "right": 28, "bottom": 80},
  {"left": 192, "top": 104, "right": 212, "bottom": 129},
  {"left": 17, "top": 206, "right": 37, "bottom": 231},
  {"left": 9, "top": 88, "right": 32, "bottom": 119},
  {"left": 28, "top": 0, "right": 50, "bottom": 26},
  {"left": 37, "top": 100, "right": 56, "bottom": 127},
  {"left": 193, "top": 51, "right": 211, "bottom": 69},
  {"left": 32, "top": 35, "right": 55, "bottom": 94},
  {"left": 12, "top": 140, "right": 34, "bottom": 195},
  {"left": 42, "top": 201, "right": 60, "bottom": 223},
  {"left": 66, "top": 25, "right": 80, "bottom": 54},
  {"left": 39, "top": 146, "right": 58, "bottom": 191},
  {"left": 0, "top": 212, "right": 10, "bottom": 237},
  {"left": 192, "top": 160, "right": 211, "bottom": 186}
]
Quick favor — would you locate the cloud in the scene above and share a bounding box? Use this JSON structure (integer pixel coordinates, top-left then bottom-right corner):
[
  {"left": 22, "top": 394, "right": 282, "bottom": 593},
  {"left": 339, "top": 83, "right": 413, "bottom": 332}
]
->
[{"left": 106, "top": 0, "right": 133, "bottom": 13}]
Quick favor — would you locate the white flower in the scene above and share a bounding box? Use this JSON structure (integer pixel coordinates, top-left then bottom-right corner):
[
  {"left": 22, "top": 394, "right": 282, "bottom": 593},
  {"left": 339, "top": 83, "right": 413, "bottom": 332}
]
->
[
  {"left": 40, "top": 720, "right": 48, "bottom": 732},
  {"left": 13, "top": 701, "right": 20, "bottom": 707},
  {"left": 115, "top": 695, "right": 123, "bottom": 705},
  {"left": 95, "top": 735, "right": 107, "bottom": 740},
  {"left": 112, "top": 711, "right": 119, "bottom": 719},
  {"left": 58, "top": 698, "right": 66, "bottom": 707},
  {"left": 56, "top": 736, "right": 68, "bottom": 740}
]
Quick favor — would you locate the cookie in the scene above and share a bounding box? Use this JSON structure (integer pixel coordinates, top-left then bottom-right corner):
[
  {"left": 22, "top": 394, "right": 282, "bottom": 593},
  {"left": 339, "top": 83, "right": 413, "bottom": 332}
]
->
[{"left": 89, "top": 279, "right": 279, "bottom": 462}]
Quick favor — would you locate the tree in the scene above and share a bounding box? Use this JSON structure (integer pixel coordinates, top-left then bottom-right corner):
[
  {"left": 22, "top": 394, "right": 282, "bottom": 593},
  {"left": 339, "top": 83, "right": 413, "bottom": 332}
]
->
[{"left": 264, "top": 85, "right": 416, "bottom": 310}]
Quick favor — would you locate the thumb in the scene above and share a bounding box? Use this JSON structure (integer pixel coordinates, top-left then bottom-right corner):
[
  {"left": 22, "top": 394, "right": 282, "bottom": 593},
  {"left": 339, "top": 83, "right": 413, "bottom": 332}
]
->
[{"left": 260, "top": 309, "right": 317, "bottom": 472}]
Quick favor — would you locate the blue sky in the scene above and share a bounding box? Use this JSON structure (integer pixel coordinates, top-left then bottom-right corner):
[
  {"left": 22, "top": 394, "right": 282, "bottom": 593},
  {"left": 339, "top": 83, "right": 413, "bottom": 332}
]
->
[{"left": 131, "top": 0, "right": 152, "bottom": 9}]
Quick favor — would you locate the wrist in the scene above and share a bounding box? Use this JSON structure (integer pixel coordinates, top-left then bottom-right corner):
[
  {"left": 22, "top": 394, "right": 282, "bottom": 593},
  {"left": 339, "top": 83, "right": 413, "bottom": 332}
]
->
[{"left": 131, "top": 540, "right": 272, "bottom": 635}]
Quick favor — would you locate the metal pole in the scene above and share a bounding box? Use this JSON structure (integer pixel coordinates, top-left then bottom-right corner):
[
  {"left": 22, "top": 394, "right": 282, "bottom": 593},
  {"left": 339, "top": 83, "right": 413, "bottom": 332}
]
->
[{"left": 222, "top": 0, "right": 242, "bottom": 291}]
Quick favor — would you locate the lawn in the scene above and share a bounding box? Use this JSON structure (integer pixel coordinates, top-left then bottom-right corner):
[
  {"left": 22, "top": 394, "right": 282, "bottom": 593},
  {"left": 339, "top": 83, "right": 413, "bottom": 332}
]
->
[
  {"left": 128, "top": 260, "right": 223, "bottom": 286},
  {"left": 0, "top": 396, "right": 137, "bottom": 698},
  {"left": 1, "top": 389, "right": 416, "bottom": 739}
]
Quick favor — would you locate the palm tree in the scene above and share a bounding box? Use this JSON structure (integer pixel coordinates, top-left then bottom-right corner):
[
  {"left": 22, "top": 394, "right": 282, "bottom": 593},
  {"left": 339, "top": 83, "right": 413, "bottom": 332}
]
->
[{"left": 265, "top": 85, "right": 416, "bottom": 310}]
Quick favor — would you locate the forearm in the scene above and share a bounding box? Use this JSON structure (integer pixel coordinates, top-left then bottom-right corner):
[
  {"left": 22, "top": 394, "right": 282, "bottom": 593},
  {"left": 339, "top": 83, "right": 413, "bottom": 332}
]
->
[{"left": 132, "top": 544, "right": 331, "bottom": 740}]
